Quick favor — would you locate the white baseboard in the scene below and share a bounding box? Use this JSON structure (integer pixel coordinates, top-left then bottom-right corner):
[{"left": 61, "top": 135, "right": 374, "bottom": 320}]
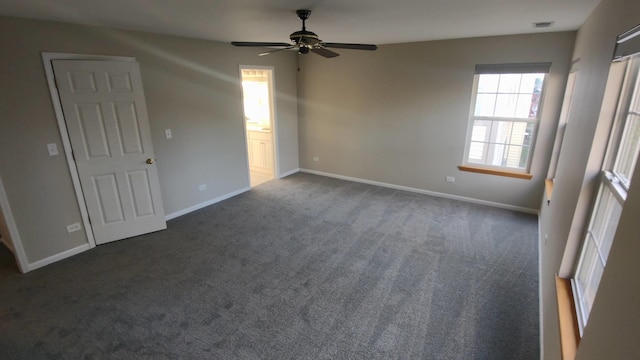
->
[
  {"left": 538, "top": 217, "right": 544, "bottom": 360},
  {"left": 300, "top": 168, "right": 538, "bottom": 214},
  {"left": 279, "top": 168, "right": 300, "bottom": 178},
  {"left": 1, "top": 237, "right": 15, "bottom": 253},
  {"left": 164, "top": 187, "right": 251, "bottom": 221},
  {"left": 27, "top": 243, "right": 91, "bottom": 272},
  {"left": 21, "top": 187, "right": 250, "bottom": 272}
]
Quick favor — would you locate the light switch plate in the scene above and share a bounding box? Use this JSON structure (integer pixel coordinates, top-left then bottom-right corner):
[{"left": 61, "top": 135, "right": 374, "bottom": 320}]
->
[
  {"left": 47, "top": 143, "right": 59, "bottom": 156},
  {"left": 165, "top": 129, "right": 172, "bottom": 139}
]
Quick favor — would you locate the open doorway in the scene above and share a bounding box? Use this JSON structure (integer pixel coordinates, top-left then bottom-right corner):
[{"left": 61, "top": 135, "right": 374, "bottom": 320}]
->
[{"left": 240, "top": 67, "right": 277, "bottom": 187}]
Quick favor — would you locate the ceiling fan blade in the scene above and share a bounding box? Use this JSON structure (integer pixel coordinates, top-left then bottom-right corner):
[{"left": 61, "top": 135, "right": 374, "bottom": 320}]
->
[
  {"left": 259, "top": 46, "right": 296, "bottom": 56},
  {"left": 311, "top": 47, "right": 340, "bottom": 58},
  {"left": 322, "top": 43, "right": 378, "bottom": 51},
  {"left": 231, "top": 41, "right": 292, "bottom": 47}
]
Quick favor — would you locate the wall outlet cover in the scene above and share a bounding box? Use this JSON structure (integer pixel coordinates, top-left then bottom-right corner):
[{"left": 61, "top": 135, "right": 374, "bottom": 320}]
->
[
  {"left": 47, "top": 143, "right": 59, "bottom": 156},
  {"left": 66, "top": 223, "right": 82, "bottom": 233}
]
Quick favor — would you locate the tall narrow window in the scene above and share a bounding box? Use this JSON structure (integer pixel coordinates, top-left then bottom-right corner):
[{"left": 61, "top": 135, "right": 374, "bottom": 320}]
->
[
  {"left": 463, "top": 63, "right": 551, "bottom": 173},
  {"left": 573, "top": 56, "right": 640, "bottom": 332}
]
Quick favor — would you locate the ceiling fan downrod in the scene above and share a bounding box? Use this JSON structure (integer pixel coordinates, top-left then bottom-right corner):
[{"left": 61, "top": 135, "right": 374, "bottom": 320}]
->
[{"left": 296, "top": 9, "right": 312, "bottom": 30}]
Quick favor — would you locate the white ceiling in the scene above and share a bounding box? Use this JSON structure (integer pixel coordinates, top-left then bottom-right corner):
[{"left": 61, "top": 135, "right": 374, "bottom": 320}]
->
[{"left": 0, "top": 0, "right": 601, "bottom": 45}]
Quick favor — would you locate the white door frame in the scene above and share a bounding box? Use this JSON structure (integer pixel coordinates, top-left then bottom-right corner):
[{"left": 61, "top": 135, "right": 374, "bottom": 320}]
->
[
  {"left": 42, "top": 52, "right": 138, "bottom": 249},
  {"left": 238, "top": 65, "right": 280, "bottom": 185}
]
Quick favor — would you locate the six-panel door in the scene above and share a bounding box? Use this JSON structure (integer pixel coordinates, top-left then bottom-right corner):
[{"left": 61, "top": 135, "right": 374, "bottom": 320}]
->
[{"left": 53, "top": 60, "right": 166, "bottom": 245}]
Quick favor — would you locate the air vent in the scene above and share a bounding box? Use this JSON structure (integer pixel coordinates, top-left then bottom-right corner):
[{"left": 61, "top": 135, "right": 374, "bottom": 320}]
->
[{"left": 533, "top": 21, "right": 554, "bottom": 28}]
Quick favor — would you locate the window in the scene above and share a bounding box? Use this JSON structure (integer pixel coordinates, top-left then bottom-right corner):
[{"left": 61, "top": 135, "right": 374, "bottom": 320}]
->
[
  {"left": 463, "top": 63, "right": 551, "bottom": 173},
  {"left": 572, "top": 56, "right": 640, "bottom": 332}
]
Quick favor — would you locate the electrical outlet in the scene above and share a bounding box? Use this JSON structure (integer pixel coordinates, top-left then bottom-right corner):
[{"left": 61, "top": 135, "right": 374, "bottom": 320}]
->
[
  {"left": 446, "top": 176, "right": 455, "bottom": 183},
  {"left": 313, "top": 156, "right": 319, "bottom": 162},
  {"left": 198, "top": 184, "right": 207, "bottom": 191},
  {"left": 165, "top": 129, "right": 172, "bottom": 139},
  {"left": 66, "top": 223, "right": 82, "bottom": 233},
  {"left": 47, "top": 143, "right": 59, "bottom": 156}
]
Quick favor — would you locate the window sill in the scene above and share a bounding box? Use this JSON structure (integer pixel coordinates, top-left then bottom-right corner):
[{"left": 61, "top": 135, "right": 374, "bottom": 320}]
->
[
  {"left": 555, "top": 275, "right": 580, "bottom": 360},
  {"left": 458, "top": 165, "right": 533, "bottom": 180}
]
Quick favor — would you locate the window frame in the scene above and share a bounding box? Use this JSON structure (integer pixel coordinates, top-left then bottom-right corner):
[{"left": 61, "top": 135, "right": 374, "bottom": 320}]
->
[
  {"left": 572, "top": 171, "right": 625, "bottom": 332},
  {"left": 462, "top": 65, "right": 550, "bottom": 174},
  {"left": 571, "top": 56, "right": 640, "bottom": 334}
]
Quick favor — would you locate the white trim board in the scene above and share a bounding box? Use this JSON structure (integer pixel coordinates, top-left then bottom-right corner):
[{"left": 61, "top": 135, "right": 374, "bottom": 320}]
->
[
  {"left": 279, "top": 168, "right": 300, "bottom": 178},
  {"left": 27, "top": 243, "right": 91, "bottom": 272},
  {"left": 1, "top": 237, "right": 15, "bottom": 253},
  {"left": 537, "top": 215, "right": 545, "bottom": 359},
  {"left": 165, "top": 168, "right": 299, "bottom": 222},
  {"left": 300, "top": 169, "right": 538, "bottom": 214},
  {"left": 165, "top": 187, "right": 250, "bottom": 221}
]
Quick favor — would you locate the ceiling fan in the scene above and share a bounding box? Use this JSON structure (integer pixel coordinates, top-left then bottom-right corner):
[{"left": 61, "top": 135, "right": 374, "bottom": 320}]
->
[{"left": 231, "top": 9, "right": 377, "bottom": 58}]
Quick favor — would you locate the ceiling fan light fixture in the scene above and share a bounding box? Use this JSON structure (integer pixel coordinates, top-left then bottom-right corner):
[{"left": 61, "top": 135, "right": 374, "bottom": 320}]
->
[{"left": 298, "top": 46, "right": 310, "bottom": 54}]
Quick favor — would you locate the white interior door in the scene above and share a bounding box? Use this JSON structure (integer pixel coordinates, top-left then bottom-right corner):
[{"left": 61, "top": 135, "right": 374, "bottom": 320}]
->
[{"left": 52, "top": 60, "right": 166, "bottom": 245}]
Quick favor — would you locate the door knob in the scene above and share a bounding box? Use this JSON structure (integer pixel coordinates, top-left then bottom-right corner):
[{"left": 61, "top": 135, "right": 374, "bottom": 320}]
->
[{"left": 146, "top": 158, "right": 155, "bottom": 164}]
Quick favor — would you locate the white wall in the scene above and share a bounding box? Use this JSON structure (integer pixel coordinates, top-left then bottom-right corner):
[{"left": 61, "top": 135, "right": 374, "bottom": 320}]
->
[
  {"left": 0, "top": 16, "right": 299, "bottom": 268},
  {"left": 297, "top": 32, "right": 575, "bottom": 211}
]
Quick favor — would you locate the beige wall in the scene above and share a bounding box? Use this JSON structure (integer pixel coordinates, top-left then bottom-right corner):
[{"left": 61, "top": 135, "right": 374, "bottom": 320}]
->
[
  {"left": 538, "top": 0, "right": 640, "bottom": 358},
  {"left": 298, "top": 32, "right": 575, "bottom": 211},
  {"left": 0, "top": 16, "right": 298, "bottom": 265},
  {"left": 4, "top": 6, "right": 639, "bottom": 356}
]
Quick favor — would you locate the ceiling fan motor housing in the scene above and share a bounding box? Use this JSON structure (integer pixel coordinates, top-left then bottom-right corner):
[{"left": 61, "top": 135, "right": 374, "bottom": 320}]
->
[{"left": 290, "top": 30, "right": 320, "bottom": 46}]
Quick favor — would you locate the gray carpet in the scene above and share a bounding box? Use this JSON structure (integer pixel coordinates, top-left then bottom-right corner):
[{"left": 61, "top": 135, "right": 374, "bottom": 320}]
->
[{"left": 0, "top": 173, "right": 539, "bottom": 359}]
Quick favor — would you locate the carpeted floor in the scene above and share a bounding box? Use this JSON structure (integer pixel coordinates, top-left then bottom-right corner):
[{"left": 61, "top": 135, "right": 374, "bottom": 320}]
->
[{"left": 0, "top": 173, "right": 539, "bottom": 359}]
